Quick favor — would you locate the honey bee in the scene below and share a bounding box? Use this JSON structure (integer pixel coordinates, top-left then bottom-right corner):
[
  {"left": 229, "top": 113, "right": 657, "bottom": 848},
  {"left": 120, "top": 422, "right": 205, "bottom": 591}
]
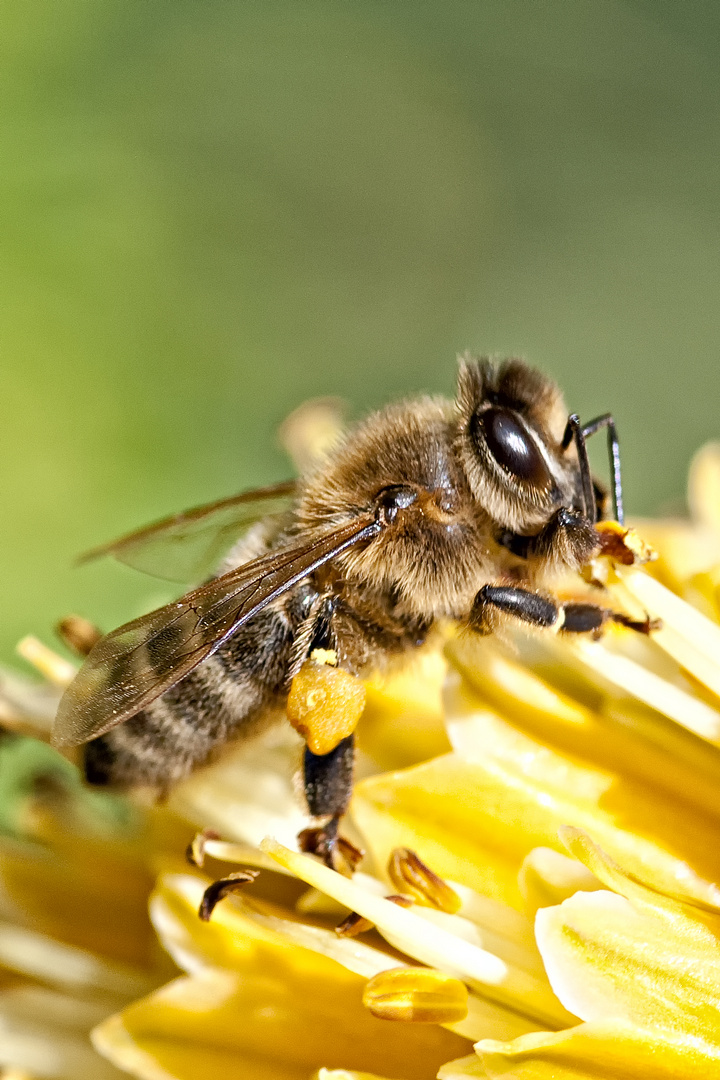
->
[{"left": 53, "top": 357, "right": 648, "bottom": 867}]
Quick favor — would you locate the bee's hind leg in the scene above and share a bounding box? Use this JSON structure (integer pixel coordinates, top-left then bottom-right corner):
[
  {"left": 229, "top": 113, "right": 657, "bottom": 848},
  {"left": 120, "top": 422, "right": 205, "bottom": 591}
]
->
[{"left": 297, "top": 734, "right": 364, "bottom": 874}]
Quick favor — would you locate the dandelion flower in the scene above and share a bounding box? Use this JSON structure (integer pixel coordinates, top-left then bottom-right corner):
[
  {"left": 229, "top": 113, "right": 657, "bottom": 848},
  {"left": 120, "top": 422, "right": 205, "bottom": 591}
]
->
[{"left": 9, "top": 444, "right": 720, "bottom": 1078}]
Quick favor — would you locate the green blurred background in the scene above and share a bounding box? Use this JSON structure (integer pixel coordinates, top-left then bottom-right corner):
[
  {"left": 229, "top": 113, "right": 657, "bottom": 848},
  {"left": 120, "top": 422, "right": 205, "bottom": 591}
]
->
[{"left": 2, "top": 0, "right": 720, "bottom": 665}]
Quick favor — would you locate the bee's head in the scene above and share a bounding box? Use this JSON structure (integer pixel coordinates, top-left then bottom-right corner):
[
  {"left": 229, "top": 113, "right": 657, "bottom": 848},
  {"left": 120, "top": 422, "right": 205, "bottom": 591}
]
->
[{"left": 454, "top": 355, "right": 585, "bottom": 532}]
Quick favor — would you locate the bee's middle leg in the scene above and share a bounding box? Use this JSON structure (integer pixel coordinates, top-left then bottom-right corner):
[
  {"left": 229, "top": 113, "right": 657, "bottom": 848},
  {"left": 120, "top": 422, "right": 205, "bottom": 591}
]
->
[
  {"left": 471, "top": 585, "right": 658, "bottom": 636},
  {"left": 297, "top": 734, "right": 364, "bottom": 873}
]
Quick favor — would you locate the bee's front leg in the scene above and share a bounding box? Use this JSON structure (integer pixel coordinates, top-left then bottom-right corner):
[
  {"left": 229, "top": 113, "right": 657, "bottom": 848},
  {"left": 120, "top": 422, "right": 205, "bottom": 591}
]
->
[
  {"left": 470, "top": 584, "right": 658, "bottom": 636},
  {"left": 498, "top": 508, "right": 599, "bottom": 571},
  {"left": 297, "top": 735, "right": 364, "bottom": 874}
]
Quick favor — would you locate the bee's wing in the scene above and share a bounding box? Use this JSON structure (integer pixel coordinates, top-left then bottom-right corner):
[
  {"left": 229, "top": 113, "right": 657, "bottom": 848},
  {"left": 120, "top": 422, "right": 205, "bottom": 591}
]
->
[
  {"left": 78, "top": 481, "right": 297, "bottom": 583},
  {"left": 53, "top": 514, "right": 379, "bottom": 748}
]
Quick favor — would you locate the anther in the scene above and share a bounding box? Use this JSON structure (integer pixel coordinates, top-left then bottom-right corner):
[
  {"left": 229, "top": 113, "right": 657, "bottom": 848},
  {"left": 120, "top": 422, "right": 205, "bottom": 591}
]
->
[
  {"left": 388, "top": 848, "right": 462, "bottom": 914},
  {"left": 362, "top": 966, "right": 468, "bottom": 1023},
  {"left": 55, "top": 615, "right": 103, "bottom": 657},
  {"left": 335, "top": 911, "right": 374, "bottom": 938},
  {"left": 186, "top": 828, "right": 221, "bottom": 869},
  {"left": 198, "top": 870, "right": 259, "bottom": 921},
  {"left": 334, "top": 893, "right": 414, "bottom": 937}
]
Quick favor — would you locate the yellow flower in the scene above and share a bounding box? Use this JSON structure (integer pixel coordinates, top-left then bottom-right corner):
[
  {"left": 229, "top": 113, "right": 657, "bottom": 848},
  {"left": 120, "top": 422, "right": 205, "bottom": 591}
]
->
[
  {"left": 0, "top": 653, "right": 185, "bottom": 1078},
  {"left": 12, "top": 442, "right": 720, "bottom": 1078}
]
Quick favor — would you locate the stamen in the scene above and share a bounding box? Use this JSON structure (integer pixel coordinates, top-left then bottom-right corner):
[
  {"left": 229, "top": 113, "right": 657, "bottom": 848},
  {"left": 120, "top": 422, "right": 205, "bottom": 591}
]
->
[
  {"left": 186, "top": 832, "right": 294, "bottom": 875},
  {"left": 596, "top": 522, "right": 657, "bottom": 566},
  {"left": 388, "top": 848, "right": 462, "bottom": 914},
  {"left": 335, "top": 912, "right": 374, "bottom": 938},
  {"left": 618, "top": 568, "right": 720, "bottom": 694},
  {"left": 185, "top": 829, "right": 221, "bottom": 869},
  {"left": 362, "top": 966, "right": 469, "bottom": 1023},
  {"left": 16, "top": 636, "right": 77, "bottom": 688},
  {"left": 55, "top": 615, "right": 102, "bottom": 657},
  {"left": 260, "top": 843, "right": 573, "bottom": 1026},
  {"left": 335, "top": 894, "right": 414, "bottom": 937},
  {"left": 571, "top": 637, "right": 720, "bottom": 741},
  {"left": 198, "top": 871, "right": 259, "bottom": 921}
]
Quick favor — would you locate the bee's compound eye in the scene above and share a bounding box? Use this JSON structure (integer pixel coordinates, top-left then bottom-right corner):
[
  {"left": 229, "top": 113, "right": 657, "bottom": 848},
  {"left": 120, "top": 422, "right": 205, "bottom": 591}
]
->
[
  {"left": 374, "top": 485, "right": 418, "bottom": 524},
  {"left": 478, "top": 407, "right": 551, "bottom": 486}
]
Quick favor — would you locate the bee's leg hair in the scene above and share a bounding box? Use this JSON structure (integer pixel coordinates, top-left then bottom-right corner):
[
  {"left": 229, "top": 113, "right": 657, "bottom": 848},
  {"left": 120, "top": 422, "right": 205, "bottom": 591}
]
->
[
  {"left": 297, "top": 735, "right": 364, "bottom": 873},
  {"left": 498, "top": 508, "right": 599, "bottom": 570},
  {"left": 471, "top": 585, "right": 658, "bottom": 636}
]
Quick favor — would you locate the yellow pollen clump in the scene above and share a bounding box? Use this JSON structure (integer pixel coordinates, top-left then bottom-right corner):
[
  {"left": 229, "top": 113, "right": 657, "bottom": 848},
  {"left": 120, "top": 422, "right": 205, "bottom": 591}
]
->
[
  {"left": 362, "top": 967, "right": 469, "bottom": 1023},
  {"left": 287, "top": 659, "right": 367, "bottom": 755}
]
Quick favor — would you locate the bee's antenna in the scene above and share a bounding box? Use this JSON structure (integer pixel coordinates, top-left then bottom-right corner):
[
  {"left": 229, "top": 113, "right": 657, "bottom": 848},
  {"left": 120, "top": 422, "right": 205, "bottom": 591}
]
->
[{"left": 581, "top": 414, "right": 624, "bottom": 526}]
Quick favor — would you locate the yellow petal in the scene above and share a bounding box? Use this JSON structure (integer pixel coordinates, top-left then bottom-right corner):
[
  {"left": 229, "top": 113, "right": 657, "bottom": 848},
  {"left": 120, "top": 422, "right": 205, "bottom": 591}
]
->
[
  {"left": 519, "top": 848, "right": 601, "bottom": 916},
  {"left": 357, "top": 680, "right": 720, "bottom": 908},
  {"left": 453, "top": 1022, "right": 720, "bottom": 1079},
  {"left": 558, "top": 827, "right": 720, "bottom": 919},
  {"left": 94, "top": 962, "right": 470, "bottom": 1080},
  {"left": 0, "top": 919, "right": 152, "bottom": 998},
  {"left": 0, "top": 832, "right": 157, "bottom": 969},
  {"left": 156, "top": 871, "right": 537, "bottom": 1041},
  {"left": 629, "top": 517, "right": 720, "bottom": 593},
  {"left": 616, "top": 567, "right": 720, "bottom": 699},
  {"left": 0, "top": 983, "right": 129, "bottom": 1080},
  {"left": 151, "top": 872, "right": 402, "bottom": 982},
  {"left": 570, "top": 636, "right": 720, "bottom": 742},
  {"left": 536, "top": 889, "right": 720, "bottom": 1044},
  {"left": 358, "top": 649, "right": 451, "bottom": 770},
  {"left": 689, "top": 442, "right": 720, "bottom": 535},
  {"left": 446, "top": 637, "right": 720, "bottom": 833},
  {"left": 313, "top": 1071, "right": 403, "bottom": 1080},
  {"left": 168, "top": 725, "right": 307, "bottom": 848}
]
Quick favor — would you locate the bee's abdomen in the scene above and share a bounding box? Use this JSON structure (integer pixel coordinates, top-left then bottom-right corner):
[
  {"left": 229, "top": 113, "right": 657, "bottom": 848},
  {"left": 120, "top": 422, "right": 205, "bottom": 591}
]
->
[{"left": 83, "top": 605, "right": 297, "bottom": 789}]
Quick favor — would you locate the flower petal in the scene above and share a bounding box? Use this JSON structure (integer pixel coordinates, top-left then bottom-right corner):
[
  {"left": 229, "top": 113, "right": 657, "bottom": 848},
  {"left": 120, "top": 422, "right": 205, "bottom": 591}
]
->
[
  {"left": 519, "top": 848, "right": 601, "bottom": 916},
  {"left": 150, "top": 872, "right": 401, "bottom": 981},
  {"left": 313, "top": 1071, "right": 402, "bottom": 1080},
  {"left": 448, "top": 634, "right": 720, "bottom": 826},
  {"left": 452, "top": 1022, "right": 720, "bottom": 1079},
  {"left": 0, "top": 983, "right": 129, "bottom": 1079},
  {"left": 356, "top": 681, "right": 720, "bottom": 909},
  {"left": 168, "top": 725, "right": 307, "bottom": 848},
  {"left": 0, "top": 831, "right": 157, "bottom": 968},
  {"left": 570, "top": 636, "right": 720, "bottom": 742},
  {"left": 358, "top": 649, "right": 451, "bottom": 770},
  {"left": 689, "top": 442, "right": 720, "bottom": 535},
  {"left": 536, "top": 888, "right": 720, "bottom": 1044},
  {"left": 94, "top": 960, "right": 470, "bottom": 1080}
]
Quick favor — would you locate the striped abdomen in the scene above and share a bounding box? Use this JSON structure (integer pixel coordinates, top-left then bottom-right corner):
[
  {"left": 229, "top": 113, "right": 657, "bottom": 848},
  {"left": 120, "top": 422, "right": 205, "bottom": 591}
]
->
[{"left": 83, "top": 603, "right": 300, "bottom": 789}]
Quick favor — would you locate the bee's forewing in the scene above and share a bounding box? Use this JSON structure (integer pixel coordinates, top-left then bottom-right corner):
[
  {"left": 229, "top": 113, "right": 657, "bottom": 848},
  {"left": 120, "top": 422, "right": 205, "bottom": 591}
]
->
[
  {"left": 77, "top": 481, "right": 297, "bottom": 583},
  {"left": 53, "top": 514, "right": 378, "bottom": 748}
]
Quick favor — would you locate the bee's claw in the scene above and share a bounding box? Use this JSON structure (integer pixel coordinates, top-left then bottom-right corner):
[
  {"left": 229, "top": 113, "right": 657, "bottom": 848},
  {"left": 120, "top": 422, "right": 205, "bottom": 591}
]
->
[{"left": 297, "top": 816, "right": 364, "bottom": 875}]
